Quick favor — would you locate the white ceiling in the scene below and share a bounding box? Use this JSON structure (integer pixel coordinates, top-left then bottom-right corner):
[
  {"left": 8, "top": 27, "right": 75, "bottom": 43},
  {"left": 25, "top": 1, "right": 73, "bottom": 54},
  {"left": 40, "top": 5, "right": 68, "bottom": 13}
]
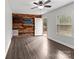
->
[{"left": 9, "top": 0, "right": 74, "bottom": 15}]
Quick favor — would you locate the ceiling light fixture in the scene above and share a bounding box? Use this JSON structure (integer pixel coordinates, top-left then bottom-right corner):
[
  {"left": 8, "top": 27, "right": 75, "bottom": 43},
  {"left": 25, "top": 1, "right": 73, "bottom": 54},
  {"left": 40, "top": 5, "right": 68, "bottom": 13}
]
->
[{"left": 38, "top": 6, "right": 44, "bottom": 9}]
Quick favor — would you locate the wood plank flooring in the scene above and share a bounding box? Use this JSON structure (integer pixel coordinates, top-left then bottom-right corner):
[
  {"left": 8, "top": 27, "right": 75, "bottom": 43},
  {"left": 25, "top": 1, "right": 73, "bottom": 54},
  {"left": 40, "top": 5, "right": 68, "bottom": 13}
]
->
[{"left": 6, "top": 35, "right": 74, "bottom": 59}]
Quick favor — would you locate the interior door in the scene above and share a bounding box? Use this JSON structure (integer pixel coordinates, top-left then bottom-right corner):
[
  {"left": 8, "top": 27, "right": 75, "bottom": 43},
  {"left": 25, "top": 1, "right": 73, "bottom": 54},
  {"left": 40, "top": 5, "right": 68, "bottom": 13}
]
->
[{"left": 35, "top": 18, "right": 43, "bottom": 36}]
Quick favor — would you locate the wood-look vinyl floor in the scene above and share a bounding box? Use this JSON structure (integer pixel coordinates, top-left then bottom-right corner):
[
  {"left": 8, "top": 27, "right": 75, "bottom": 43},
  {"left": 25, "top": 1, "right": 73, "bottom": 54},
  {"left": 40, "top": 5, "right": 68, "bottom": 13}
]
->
[{"left": 6, "top": 35, "right": 74, "bottom": 59}]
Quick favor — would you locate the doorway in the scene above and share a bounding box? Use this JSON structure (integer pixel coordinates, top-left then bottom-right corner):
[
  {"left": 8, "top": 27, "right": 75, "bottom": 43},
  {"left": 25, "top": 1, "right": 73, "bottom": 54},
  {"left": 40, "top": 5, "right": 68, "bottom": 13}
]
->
[
  {"left": 35, "top": 18, "right": 48, "bottom": 37},
  {"left": 43, "top": 18, "right": 48, "bottom": 37}
]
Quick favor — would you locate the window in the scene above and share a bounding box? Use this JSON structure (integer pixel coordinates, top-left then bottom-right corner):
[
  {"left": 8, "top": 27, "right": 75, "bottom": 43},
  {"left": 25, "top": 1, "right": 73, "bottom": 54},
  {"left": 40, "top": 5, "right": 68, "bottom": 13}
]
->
[{"left": 56, "top": 15, "right": 72, "bottom": 37}]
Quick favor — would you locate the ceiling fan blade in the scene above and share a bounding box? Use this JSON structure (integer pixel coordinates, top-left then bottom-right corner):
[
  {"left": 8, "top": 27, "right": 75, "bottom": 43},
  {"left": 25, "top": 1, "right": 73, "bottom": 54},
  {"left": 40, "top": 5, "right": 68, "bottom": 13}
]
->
[
  {"left": 44, "top": 5, "right": 51, "bottom": 8},
  {"left": 31, "top": 6, "right": 38, "bottom": 9},
  {"left": 33, "top": 2, "right": 38, "bottom": 5},
  {"left": 44, "top": 0, "right": 51, "bottom": 4},
  {"left": 39, "top": 1, "right": 43, "bottom": 4}
]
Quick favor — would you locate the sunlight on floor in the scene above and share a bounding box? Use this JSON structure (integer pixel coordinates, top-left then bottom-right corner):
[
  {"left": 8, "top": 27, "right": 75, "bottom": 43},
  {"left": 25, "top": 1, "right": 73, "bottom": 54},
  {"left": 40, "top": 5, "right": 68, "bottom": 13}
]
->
[
  {"left": 56, "top": 50, "right": 70, "bottom": 59},
  {"left": 41, "top": 33, "right": 49, "bottom": 57}
]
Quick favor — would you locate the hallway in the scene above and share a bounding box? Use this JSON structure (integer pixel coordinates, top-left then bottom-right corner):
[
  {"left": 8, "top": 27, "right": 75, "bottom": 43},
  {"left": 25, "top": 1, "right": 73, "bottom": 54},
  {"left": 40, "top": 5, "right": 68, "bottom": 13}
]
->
[{"left": 6, "top": 35, "right": 74, "bottom": 59}]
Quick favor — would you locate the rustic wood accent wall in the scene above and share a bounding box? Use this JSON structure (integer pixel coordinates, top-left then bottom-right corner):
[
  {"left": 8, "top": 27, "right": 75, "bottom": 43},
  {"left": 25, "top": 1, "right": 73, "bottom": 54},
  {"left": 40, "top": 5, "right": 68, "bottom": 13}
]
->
[{"left": 12, "top": 13, "right": 42, "bottom": 36}]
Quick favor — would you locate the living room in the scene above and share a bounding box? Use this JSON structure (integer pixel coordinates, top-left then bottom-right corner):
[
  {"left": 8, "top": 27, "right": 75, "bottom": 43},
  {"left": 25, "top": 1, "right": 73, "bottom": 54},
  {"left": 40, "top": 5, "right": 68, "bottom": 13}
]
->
[{"left": 5, "top": 0, "right": 74, "bottom": 59}]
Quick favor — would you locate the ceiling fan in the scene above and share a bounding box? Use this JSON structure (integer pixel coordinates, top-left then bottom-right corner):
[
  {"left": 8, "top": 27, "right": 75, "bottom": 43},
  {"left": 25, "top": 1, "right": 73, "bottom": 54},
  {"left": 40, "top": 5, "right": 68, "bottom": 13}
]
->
[{"left": 31, "top": 0, "right": 51, "bottom": 9}]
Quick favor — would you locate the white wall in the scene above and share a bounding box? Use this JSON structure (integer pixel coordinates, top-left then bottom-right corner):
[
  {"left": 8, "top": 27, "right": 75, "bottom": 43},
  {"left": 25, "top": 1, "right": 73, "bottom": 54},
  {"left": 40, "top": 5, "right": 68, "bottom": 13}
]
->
[
  {"left": 43, "top": 3, "right": 74, "bottom": 48},
  {"left": 5, "top": 0, "right": 12, "bottom": 55}
]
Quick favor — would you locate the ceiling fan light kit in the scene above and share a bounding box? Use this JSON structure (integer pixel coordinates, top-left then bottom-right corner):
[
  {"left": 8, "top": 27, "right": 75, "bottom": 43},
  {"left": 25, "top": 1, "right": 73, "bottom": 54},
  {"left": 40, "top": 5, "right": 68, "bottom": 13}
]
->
[{"left": 38, "top": 6, "right": 44, "bottom": 9}]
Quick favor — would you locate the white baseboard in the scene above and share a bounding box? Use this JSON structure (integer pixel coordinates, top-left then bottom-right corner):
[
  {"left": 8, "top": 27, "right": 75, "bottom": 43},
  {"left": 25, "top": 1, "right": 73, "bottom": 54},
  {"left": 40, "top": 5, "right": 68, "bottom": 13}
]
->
[
  {"left": 5, "top": 35, "right": 12, "bottom": 56},
  {"left": 48, "top": 37, "right": 74, "bottom": 49}
]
